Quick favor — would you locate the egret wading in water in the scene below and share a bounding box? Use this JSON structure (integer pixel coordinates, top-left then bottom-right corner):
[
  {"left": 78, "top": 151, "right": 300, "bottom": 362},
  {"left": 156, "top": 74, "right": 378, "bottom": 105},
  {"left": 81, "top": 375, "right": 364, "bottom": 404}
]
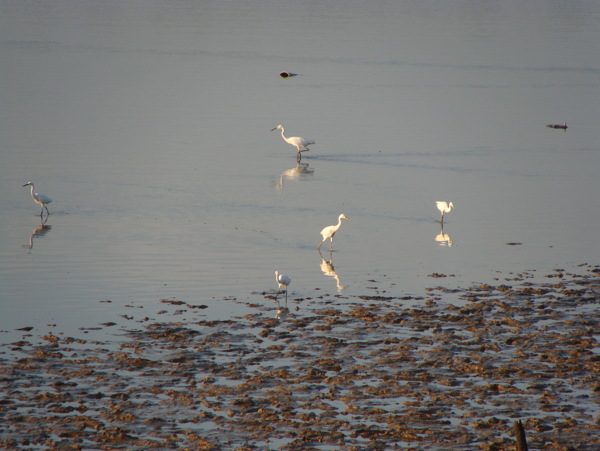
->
[
  {"left": 23, "top": 182, "right": 52, "bottom": 216},
  {"left": 317, "top": 214, "right": 349, "bottom": 252},
  {"left": 436, "top": 201, "right": 454, "bottom": 222},
  {"left": 275, "top": 271, "right": 291, "bottom": 301},
  {"left": 271, "top": 124, "right": 315, "bottom": 163}
]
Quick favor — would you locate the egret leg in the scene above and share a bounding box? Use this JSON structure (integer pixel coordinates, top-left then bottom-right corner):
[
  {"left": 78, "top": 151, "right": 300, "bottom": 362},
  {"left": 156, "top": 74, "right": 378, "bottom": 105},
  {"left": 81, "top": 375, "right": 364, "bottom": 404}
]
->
[
  {"left": 297, "top": 151, "right": 302, "bottom": 163},
  {"left": 317, "top": 240, "right": 323, "bottom": 250},
  {"left": 330, "top": 238, "right": 333, "bottom": 252}
]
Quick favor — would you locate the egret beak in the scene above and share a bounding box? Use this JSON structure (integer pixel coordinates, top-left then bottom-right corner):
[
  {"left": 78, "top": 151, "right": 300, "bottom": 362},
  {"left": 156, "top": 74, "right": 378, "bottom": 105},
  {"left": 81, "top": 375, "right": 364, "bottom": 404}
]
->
[{"left": 270, "top": 127, "right": 278, "bottom": 131}]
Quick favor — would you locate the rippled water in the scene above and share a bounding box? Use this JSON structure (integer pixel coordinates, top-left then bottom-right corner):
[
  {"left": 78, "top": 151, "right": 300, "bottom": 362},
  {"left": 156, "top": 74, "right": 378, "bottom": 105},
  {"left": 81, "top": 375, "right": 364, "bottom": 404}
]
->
[{"left": 1, "top": 0, "right": 599, "bottom": 340}]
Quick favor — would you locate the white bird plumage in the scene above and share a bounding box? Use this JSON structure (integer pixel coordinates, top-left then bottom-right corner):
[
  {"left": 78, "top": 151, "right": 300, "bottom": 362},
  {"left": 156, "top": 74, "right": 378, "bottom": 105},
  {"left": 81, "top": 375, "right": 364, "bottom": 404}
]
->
[
  {"left": 271, "top": 124, "right": 315, "bottom": 162},
  {"left": 275, "top": 270, "right": 291, "bottom": 301},
  {"left": 317, "top": 214, "right": 349, "bottom": 252},
  {"left": 23, "top": 181, "right": 52, "bottom": 216},
  {"left": 436, "top": 201, "right": 454, "bottom": 222}
]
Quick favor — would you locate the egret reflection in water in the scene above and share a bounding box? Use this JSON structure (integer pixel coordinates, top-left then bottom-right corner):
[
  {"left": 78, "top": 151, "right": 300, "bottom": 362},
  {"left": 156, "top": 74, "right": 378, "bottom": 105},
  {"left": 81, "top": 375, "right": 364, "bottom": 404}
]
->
[
  {"left": 275, "top": 303, "right": 290, "bottom": 322},
  {"left": 435, "top": 223, "right": 453, "bottom": 247},
  {"left": 318, "top": 249, "right": 347, "bottom": 292},
  {"left": 22, "top": 216, "right": 52, "bottom": 252},
  {"left": 276, "top": 162, "right": 314, "bottom": 191}
]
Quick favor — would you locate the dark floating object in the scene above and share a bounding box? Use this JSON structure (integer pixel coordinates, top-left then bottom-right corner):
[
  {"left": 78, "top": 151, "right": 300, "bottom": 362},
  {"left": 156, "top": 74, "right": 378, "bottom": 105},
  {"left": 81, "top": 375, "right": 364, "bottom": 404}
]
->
[
  {"left": 506, "top": 242, "right": 523, "bottom": 246},
  {"left": 279, "top": 71, "right": 298, "bottom": 78},
  {"left": 546, "top": 122, "right": 567, "bottom": 131}
]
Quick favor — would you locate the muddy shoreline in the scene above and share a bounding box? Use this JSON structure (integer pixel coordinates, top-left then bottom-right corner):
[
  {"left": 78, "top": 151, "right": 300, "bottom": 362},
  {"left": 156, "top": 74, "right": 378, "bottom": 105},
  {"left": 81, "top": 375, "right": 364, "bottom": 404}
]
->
[{"left": 1, "top": 266, "right": 599, "bottom": 450}]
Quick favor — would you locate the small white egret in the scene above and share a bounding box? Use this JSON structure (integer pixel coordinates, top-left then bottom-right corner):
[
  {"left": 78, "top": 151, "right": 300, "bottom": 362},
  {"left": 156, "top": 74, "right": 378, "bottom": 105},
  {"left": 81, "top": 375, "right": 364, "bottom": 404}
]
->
[
  {"left": 23, "top": 182, "right": 52, "bottom": 216},
  {"left": 275, "top": 270, "right": 291, "bottom": 301},
  {"left": 271, "top": 124, "right": 315, "bottom": 162},
  {"left": 317, "top": 214, "right": 349, "bottom": 252},
  {"left": 436, "top": 201, "right": 454, "bottom": 222}
]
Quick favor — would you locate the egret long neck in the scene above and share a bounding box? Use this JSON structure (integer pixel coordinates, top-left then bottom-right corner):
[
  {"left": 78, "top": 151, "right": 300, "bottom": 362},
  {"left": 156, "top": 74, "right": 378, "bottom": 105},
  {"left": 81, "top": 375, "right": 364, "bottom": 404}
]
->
[{"left": 279, "top": 127, "right": 287, "bottom": 140}]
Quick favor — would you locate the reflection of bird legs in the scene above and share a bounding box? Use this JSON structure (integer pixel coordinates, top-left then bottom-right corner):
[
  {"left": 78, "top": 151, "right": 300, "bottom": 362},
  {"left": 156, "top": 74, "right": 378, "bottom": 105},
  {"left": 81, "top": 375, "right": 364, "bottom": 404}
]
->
[
  {"left": 296, "top": 149, "right": 308, "bottom": 163},
  {"left": 435, "top": 223, "right": 453, "bottom": 247}
]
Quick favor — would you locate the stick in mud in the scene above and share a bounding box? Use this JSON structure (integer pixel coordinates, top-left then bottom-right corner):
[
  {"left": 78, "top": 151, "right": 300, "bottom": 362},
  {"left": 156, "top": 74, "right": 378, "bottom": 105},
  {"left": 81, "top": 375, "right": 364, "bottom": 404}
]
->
[{"left": 514, "top": 420, "right": 529, "bottom": 451}]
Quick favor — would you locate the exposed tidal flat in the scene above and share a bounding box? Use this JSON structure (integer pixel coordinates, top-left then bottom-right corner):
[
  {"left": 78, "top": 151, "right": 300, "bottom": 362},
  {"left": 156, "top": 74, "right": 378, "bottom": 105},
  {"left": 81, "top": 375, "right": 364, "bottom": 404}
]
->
[
  {"left": 1, "top": 266, "right": 598, "bottom": 450},
  {"left": 2, "top": 0, "right": 600, "bottom": 448}
]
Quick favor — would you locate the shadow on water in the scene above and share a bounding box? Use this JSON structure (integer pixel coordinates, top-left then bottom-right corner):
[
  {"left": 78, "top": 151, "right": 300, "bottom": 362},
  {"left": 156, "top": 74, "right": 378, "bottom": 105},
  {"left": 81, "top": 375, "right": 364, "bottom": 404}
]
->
[{"left": 314, "top": 152, "right": 477, "bottom": 174}]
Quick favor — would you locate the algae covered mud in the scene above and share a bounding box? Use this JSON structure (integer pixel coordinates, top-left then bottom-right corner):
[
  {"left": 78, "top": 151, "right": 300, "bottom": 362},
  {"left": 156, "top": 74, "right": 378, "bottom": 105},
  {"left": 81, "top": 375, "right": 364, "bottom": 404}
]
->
[{"left": 1, "top": 266, "right": 599, "bottom": 450}]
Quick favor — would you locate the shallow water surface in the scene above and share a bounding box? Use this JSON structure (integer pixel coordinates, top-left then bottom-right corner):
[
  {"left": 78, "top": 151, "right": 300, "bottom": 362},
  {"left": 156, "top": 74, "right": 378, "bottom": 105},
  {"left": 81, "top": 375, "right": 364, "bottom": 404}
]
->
[{"left": 1, "top": 0, "right": 599, "bottom": 340}]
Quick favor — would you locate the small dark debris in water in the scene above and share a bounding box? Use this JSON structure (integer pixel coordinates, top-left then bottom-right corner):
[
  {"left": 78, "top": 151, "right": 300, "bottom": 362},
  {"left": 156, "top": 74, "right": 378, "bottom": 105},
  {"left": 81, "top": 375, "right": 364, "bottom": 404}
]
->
[
  {"left": 100, "top": 322, "right": 117, "bottom": 327},
  {"left": 279, "top": 71, "right": 298, "bottom": 78},
  {"left": 161, "top": 299, "right": 186, "bottom": 305},
  {"left": 546, "top": 122, "right": 567, "bottom": 131},
  {"left": 16, "top": 326, "right": 34, "bottom": 331},
  {"left": 506, "top": 242, "right": 522, "bottom": 245}
]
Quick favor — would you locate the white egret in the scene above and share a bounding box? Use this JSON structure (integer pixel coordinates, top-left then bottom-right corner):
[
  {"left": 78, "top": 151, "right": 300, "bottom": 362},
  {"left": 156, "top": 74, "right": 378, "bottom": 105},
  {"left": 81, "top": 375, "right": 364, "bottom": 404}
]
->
[
  {"left": 271, "top": 124, "right": 315, "bottom": 162},
  {"left": 23, "top": 182, "right": 52, "bottom": 216},
  {"left": 275, "top": 270, "right": 291, "bottom": 301},
  {"left": 317, "top": 214, "right": 349, "bottom": 252},
  {"left": 436, "top": 201, "right": 454, "bottom": 222}
]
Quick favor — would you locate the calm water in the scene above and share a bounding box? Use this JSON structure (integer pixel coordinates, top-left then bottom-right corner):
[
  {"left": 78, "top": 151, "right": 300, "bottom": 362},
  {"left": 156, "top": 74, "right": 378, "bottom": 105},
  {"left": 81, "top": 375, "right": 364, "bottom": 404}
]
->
[{"left": 1, "top": 0, "right": 599, "bottom": 340}]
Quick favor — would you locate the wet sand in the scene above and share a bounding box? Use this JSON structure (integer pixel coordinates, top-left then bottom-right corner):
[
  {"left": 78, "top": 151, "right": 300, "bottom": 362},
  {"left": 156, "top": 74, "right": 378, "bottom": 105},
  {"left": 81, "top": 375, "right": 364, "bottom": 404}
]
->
[{"left": 1, "top": 266, "right": 599, "bottom": 450}]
